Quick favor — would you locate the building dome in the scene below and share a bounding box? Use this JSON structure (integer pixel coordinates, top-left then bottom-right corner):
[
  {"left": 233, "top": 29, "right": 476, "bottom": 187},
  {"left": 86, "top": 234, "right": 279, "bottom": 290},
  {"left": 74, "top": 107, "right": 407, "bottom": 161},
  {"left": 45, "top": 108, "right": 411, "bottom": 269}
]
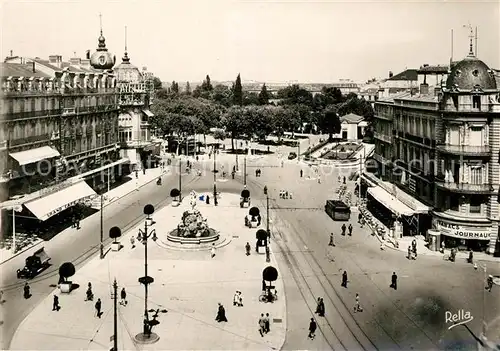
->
[
  {"left": 113, "top": 51, "right": 142, "bottom": 83},
  {"left": 90, "top": 32, "right": 115, "bottom": 70},
  {"left": 445, "top": 57, "right": 497, "bottom": 91}
]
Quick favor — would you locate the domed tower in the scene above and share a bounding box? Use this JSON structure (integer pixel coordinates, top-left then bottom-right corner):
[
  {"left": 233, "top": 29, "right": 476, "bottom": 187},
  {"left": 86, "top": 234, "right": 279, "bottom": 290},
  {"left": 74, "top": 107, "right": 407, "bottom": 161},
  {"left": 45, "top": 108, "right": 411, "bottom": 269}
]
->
[
  {"left": 434, "top": 25, "right": 500, "bottom": 257},
  {"left": 90, "top": 14, "right": 116, "bottom": 70},
  {"left": 113, "top": 27, "right": 142, "bottom": 83}
]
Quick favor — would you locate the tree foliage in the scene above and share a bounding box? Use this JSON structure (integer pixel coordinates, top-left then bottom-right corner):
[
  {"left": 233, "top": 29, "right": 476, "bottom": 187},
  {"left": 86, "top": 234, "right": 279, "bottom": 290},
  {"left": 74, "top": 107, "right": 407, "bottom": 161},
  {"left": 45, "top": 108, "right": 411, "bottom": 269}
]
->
[
  {"left": 233, "top": 73, "right": 243, "bottom": 106},
  {"left": 152, "top": 76, "right": 163, "bottom": 90},
  {"left": 258, "top": 84, "right": 270, "bottom": 105}
]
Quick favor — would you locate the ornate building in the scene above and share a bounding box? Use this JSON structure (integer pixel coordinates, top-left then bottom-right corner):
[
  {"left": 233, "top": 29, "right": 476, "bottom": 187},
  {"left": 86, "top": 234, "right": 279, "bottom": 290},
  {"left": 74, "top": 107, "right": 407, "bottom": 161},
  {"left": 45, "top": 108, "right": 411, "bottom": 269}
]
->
[
  {"left": 114, "top": 30, "right": 155, "bottom": 170},
  {"left": 0, "top": 26, "right": 127, "bottom": 246},
  {"left": 362, "top": 34, "right": 500, "bottom": 256}
]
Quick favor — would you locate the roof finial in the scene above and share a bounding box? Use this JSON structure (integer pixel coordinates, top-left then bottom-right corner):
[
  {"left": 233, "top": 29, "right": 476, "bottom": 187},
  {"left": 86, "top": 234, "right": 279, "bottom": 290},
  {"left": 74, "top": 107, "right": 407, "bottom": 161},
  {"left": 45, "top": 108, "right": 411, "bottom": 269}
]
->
[
  {"left": 125, "top": 26, "right": 127, "bottom": 53},
  {"left": 463, "top": 23, "right": 474, "bottom": 57},
  {"left": 122, "top": 26, "right": 130, "bottom": 63},
  {"left": 99, "top": 13, "right": 103, "bottom": 36}
]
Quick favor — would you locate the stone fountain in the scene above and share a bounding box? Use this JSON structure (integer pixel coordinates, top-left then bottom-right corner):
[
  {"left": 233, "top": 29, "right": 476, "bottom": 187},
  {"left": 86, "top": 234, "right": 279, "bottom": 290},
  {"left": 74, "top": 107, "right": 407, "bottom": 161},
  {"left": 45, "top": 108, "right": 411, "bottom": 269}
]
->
[{"left": 166, "top": 191, "right": 219, "bottom": 245}]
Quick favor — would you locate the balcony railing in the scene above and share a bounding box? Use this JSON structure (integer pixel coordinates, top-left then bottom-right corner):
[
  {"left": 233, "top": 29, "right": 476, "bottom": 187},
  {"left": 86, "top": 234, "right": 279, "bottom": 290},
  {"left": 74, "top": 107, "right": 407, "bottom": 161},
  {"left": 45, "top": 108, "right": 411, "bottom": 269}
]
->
[
  {"left": 8, "top": 133, "right": 56, "bottom": 148},
  {"left": 373, "top": 132, "right": 392, "bottom": 143},
  {"left": 1, "top": 109, "right": 62, "bottom": 120},
  {"left": 435, "top": 180, "right": 492, "bottom": 194},
  {"left": 436, "top": 144, "right": 491, "bottom": 157}
]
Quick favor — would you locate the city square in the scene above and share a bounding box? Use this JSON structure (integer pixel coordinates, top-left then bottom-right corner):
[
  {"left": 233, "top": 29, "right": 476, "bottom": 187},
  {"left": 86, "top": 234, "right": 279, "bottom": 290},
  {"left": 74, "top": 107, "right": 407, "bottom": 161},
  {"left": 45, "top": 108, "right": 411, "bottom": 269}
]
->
[{"left": 1, "top": 1, "right": 500, "bottom": 351}]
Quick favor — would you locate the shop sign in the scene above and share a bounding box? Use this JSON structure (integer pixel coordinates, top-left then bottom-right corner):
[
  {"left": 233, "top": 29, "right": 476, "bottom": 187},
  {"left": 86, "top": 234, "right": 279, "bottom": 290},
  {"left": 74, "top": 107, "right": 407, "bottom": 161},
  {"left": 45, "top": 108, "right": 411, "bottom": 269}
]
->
[
  {"left": 435, "top": 220, "right": 491, "bottom": 240},
  {"left": 45, "top": 195, "right": 94, "bottom": 219}
]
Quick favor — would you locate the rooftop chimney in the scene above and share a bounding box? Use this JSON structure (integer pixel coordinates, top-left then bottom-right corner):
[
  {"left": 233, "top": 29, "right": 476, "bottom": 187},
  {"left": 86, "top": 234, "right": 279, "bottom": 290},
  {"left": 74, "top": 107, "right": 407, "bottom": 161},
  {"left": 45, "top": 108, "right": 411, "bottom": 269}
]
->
[
  {"left": 10, "top": 50, "right": 13, "bottom": 57},
  {"left": 80, "top": 59, "right": 91, "bottom": 68},
  {"left": 420, "top": 83, "right": 429, "bottom": 95},
  {"left": 70, "top": 57, "right": 81, "bottom": 65},
  {"left": 389, "top": 71, "right": 394, "bottom": 78},
  {"left": 32, "top": 61, "right": 35, "bottom": 73}
]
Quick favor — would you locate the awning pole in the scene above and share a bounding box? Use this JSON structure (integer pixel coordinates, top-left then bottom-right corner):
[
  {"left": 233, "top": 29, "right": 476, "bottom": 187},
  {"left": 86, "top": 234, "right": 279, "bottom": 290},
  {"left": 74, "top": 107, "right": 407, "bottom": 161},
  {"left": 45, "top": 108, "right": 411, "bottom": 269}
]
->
[{"left": 12, "top": 208, "right": 16, "bottom": 254}]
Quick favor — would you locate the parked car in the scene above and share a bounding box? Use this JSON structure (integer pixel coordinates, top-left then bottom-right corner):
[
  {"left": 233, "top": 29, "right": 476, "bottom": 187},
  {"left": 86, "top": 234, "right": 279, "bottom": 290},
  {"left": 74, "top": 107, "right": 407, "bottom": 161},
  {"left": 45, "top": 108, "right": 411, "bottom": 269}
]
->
[
  {"left": 17, "top": 247, "right": 51, "bottom": 279},
  {"left": 288, "top": 152, "right": 297, "bottom": 160}
]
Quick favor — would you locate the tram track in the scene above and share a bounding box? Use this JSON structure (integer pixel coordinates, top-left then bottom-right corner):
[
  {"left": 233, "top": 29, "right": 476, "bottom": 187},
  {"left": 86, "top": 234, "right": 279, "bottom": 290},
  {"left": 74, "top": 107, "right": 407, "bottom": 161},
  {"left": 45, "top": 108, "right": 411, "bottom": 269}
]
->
[{"left": 245, "top": 177, "right": 378, "bottom": 350}]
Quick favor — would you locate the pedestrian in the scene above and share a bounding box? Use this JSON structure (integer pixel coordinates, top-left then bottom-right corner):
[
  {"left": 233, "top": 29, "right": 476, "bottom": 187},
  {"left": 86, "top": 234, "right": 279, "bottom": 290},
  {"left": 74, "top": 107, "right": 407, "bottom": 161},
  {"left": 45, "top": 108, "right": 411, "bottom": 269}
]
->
[
  {"left": 486, "top": 275, "right": 493, "bottom": 292},
  {"left": 316, "top": 297, "right": 325, "bottom": 317},
  {"left": 348, "top": 224, "right": 353, "bottom": 236},
  {"left": 341, "top": 271, "right": 348, "bottom": 288},
  {"left": 343, "top": 176, "right": 346, "bottom": 184},
  {"left": 390, "top": 272, "right": 398, "bottom": 290},
  {"left": 238, "top": 291, "right": 243, "bottom": 307},
  {"left": 245, "top": 242, "right": 251, "bottom": 256},
  {"left": 308, "top": 318, "right": 317, "bottom": 339},
  {"left": 300, "top": 169, "right": 303, "bottom": 178},
  {"left": 264, "top": 313, "right": 270, "bottom": 333},
  {"left": 358, "top": 212, "right": 362, "bottom": 224},
  {"left": 215, "top": 303, "right": 228, "bottom": 322},
  {"left": 258, "top": 314, "right": 266, "bottom": 337},
  {"left": 95, "top": 298, "right": 102, "bottom": 318},
  {"left": 120, "top": 288, "right": 127, "bottom": 306},
  {"left": 407, "top": 245, "right": 412, "bottom": 260},
  {"left": 23, "top": 282, "right": 31, "bottom": 299},
  {"left": 130, "top": 235, "right": 135, "bottom": 249},
  {"left": 206, "top": 194, "right": 210, "bottom": 204},
  {"left": 318, "top": 176, "right": 321, "bottom": 184},
  {"left": 211, "top": 244, "right": 216, "bottom": 258},
  {"left": 468, "top": 250, "right": 474, "bottom": 264},
  {"left": 354, "top": 293, "right": 362, "bottom": 312},
  {"left": 328, "top": 233, "right": 335, "bottom": 246},
  {"left": 233, "top": 291, "right": 239, "bottom": 306},
  {"left": 341, "top": 224, "right": 346, "bottom": 236},
  {"left": 52, "top": 295, "right": 60, "bottom": 311},
  {"left": 85, "top": 282, "right": 93, "bottom": 301}
]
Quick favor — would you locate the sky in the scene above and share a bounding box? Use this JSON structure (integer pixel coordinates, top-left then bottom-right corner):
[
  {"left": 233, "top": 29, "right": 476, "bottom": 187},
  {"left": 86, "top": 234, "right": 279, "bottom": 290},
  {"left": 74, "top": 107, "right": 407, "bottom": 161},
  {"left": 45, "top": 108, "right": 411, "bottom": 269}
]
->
[{"left": 1, "top": 0, "right": 499, "bottom": 84}]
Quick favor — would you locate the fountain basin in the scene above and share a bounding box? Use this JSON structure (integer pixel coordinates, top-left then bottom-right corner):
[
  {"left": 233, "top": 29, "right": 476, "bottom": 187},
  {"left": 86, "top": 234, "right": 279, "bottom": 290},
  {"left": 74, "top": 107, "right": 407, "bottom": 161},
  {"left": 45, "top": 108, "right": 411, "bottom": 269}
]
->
[{"left": 167, "top": 228, "right": 219, "bottom": 245}]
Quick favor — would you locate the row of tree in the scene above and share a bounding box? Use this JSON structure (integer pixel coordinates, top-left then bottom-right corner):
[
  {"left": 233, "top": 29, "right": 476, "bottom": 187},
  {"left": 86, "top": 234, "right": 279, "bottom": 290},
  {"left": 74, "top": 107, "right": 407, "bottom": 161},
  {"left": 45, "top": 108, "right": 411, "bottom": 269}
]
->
[{"left": 150, "top": 74, "right": 374, "bottom": 149}]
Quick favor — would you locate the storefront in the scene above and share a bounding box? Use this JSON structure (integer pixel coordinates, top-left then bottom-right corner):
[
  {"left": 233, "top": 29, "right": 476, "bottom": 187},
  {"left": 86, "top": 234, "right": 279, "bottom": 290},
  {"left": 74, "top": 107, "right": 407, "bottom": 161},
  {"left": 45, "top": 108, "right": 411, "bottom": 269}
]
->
[
  {"left": 365, "top": 184, "right": 431, "bottom": 237},
  {"left": 432, "top": 214, "right": 491, "bottom": 252}
]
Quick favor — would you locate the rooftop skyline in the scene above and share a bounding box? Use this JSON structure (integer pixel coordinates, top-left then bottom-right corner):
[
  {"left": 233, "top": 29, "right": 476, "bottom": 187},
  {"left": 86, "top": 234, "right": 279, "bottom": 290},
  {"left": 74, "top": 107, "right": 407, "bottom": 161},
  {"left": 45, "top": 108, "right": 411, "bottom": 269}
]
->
[{"left": 1, "top": 0, "right": 499, "bottom": 83}]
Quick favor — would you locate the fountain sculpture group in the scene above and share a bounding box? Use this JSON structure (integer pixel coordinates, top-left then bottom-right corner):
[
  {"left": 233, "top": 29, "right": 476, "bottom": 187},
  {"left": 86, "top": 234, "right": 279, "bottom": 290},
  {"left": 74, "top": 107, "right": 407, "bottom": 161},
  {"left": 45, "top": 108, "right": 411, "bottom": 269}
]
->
[{"left": 167, "top": 191, "right": 219, "bottom": 245}]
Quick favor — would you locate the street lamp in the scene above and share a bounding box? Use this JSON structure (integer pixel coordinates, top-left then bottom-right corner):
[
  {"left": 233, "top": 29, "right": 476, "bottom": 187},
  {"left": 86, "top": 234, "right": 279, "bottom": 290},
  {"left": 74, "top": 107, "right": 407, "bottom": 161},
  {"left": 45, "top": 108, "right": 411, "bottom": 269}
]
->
[
  {"left": 263, "top": 186, "right": 270, "bottom": 238},
  {"left": 178, "top": 157, "right": 182, "bottom": 201},
  {"left": 213, "top": 147, "right": 218, "bottom": 206},
  {"left": 6, "top": 205, "right": 23, "bottom": 254},
  {"left": 134, "top": 204, "right": 159, "bottom": 344},
  {"left": 243, "top": 156, "right": 247, "bottom": 186}
]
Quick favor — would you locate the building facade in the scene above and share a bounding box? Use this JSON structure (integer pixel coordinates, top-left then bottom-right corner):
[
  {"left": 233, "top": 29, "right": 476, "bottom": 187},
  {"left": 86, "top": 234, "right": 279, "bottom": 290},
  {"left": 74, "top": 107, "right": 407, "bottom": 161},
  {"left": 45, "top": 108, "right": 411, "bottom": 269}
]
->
[
  {"left": 363, "top": 42, "right": 500, "bottom": 255},
  {"left": 0, "top": 28, "right": 128, "bottom": 245},
  {"left": 114, "top": 46, "right": 155, "bottom": 170}
]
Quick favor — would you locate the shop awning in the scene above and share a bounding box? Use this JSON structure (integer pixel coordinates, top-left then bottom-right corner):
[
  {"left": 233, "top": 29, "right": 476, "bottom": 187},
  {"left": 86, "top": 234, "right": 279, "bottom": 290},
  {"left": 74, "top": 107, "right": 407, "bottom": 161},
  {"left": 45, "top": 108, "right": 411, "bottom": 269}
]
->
[
  {"left": 142, "top": 109, "right": 154, "bottom": 117},
  {"left": 367, "top": 186, "right": 414, "bottom": 217},
  {"left": 10, "top": 146, "right": 60, "bottom": 166},
  {"left": 24, "top": 181, "right": 96, "bottom": 221}
]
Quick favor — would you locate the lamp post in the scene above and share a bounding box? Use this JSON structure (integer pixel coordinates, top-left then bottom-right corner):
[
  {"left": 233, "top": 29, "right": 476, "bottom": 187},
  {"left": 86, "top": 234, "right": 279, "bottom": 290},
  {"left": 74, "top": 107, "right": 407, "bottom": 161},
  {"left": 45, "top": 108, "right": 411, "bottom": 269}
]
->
[
  {"left": 178, "top": 157, "right": 182, "bottom": 201},
  {"left": 100, "top": 194, "right": 104, "bottom": 259},
  {"left": 263, "top": 186, "right": 270, "bottom": 238},
  {"left": 243, "top": 156, "right": 247, "bottom": 186},
  {"left": 7, "top": 205, "right": 22, "bottom": 254},
  {"left": 213, "top": 147, "right": 218, "bottom": 206},
  {"left": 235, "top": 153, "right": 239, "bottom": 172},
  {"left": 479, "top": 263, "right": 487, "bottom": 335},
  {"left": 112, "top": 278, "right": 118, "bottom": 351},
  {"left": 135, "top": 204, "right": 159, "bottom": 344}
]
